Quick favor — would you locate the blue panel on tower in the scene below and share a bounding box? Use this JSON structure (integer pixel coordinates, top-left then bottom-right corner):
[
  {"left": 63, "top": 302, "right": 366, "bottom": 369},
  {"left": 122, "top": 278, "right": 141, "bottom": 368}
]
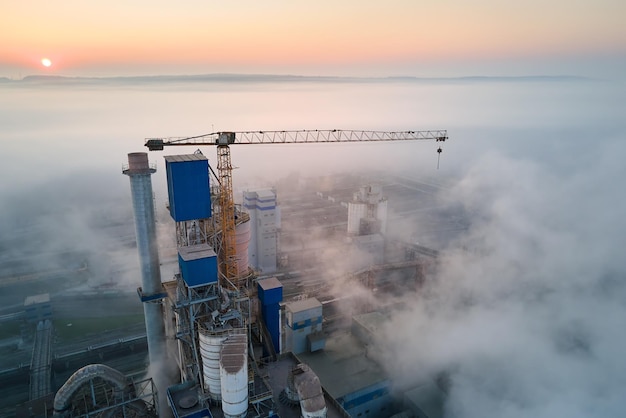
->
[
  {"left": 165, "top": 154, "right": 211, "bottom": 222},
  {"left": 178, "top": 244, "right": 218, "bottom": 288},
  {"left": 258, "top": 277, "right": 283, "bottom": 306},
  {"left": 262, "top": 303, "right": 281, "bottom": 352}
]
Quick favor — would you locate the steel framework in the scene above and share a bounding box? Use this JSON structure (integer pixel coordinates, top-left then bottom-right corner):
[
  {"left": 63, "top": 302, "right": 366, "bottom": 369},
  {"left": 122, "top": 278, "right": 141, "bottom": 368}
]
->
[
  {"left": 217, "top": 144, "right": 237, "bottom": 290},
  {"left": 145, "top": 129, "right": 447, "bottom": 148}
]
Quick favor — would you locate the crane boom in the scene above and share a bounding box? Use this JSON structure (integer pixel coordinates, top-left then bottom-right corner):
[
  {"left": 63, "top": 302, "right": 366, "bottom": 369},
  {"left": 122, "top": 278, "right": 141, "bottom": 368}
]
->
[
  {"left": 146, "top": 129, "right": 447, "bottom": 291},
  {"left": 145, "top": 129, "right": 446, "bottom": 150}
]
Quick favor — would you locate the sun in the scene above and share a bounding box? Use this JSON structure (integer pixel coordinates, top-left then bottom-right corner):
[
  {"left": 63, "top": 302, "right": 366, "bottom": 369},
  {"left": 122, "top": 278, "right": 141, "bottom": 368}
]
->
[{"left": 41, "top": 58, "right": 52, "bottom": 68}]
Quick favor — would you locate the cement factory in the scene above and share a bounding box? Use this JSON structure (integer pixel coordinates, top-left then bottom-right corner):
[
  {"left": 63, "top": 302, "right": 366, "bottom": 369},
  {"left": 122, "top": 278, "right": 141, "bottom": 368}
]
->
[{"left": 2, "top": 130, "right": 455, "bottom": 418}]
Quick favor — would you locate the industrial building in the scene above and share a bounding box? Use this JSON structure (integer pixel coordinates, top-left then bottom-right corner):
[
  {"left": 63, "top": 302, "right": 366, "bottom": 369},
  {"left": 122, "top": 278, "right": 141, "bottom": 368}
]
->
[
  {"left": 7, "top": 130, "right": 451, "bottom": 417},
  {"left": 243, "top": 189, "right": 279, "bottom": 275}
]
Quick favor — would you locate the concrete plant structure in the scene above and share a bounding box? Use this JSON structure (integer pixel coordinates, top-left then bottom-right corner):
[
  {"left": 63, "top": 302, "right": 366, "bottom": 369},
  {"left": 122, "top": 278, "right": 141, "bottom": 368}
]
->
[{"left": 11, "top": 130, "right": 449, "bottom": 417}]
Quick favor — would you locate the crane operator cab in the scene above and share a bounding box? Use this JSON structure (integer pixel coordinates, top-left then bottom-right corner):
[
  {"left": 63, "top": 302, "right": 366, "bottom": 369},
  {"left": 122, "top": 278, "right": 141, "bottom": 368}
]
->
[{"left": 217, "top": 132, "right": 236, "bottom": 145}]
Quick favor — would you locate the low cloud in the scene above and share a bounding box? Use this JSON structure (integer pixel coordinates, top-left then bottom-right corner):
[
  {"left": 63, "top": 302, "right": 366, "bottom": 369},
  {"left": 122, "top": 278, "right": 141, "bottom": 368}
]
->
[
  {"left": 0, "top": 170, "right": 163, "bottom": 293},
  {"left": 381, "top": 138, "right": 626, "bottom": 417}
]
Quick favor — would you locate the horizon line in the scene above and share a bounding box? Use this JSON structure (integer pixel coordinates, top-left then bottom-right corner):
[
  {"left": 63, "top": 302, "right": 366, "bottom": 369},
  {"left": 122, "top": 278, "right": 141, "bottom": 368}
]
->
[{"left": 0, "top": 73, "right": 594, "bottom": 84}]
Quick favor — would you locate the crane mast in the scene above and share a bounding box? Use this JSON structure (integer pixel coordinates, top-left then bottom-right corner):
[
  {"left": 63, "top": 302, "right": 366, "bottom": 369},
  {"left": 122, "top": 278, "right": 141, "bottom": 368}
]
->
[
  {"left": 146, "top": 129, "right": 447, "bottom": 291},
  {"left": 216, "top": 133, "right": 237, "bottom": 288}
]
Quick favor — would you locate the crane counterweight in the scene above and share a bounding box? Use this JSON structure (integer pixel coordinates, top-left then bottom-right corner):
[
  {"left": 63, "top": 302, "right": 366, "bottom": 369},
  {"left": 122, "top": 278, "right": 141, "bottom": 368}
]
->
[{"left": 145, "top": 139, "right": 165, "bottom": 151}]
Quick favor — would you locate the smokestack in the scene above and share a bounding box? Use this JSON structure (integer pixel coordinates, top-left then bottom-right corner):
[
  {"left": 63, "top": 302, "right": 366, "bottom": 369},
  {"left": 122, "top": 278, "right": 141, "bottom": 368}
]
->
[{"left": 122, "top": 153, "right": 166, "bottom": 372}]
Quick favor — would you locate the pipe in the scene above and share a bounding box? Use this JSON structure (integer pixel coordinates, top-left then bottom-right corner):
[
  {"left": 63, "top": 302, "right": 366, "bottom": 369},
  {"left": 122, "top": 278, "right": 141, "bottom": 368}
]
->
[{"left": 53, "top": 364, "right": 128, "bottom": 415}]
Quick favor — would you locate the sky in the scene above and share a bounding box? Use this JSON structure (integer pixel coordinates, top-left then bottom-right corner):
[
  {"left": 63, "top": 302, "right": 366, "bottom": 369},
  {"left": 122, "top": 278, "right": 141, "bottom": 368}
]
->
[{"left": 2, "top": 0, "right": 626, "bottom": 79}]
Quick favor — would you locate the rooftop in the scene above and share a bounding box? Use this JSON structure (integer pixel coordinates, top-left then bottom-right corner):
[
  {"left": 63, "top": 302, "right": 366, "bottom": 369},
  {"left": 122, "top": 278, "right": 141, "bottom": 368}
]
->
[
  {"left": 285, "top": 297, "right": 322, "bottom": 313},
  {"left": 256, "top": 189, "right": 276, "bottom": 199},
  {"left": 348, "top": 234, "right": 385, "bottom": 244},
  {"left": 258, "top": 276, "right": 283, "bottom": 291},
  {"left": 263, "top": 354, "right": 347, "bottom": 418},
  {"left": 167, "top": 381, "right": 210, "bottom": 418},
  {"left": 353, "top": 311, "right": 387, "bottom": 336},
  {"left": 404, "top": 381, "right": 446, "bottom": 418},
  {"left": 24, "top": 293, "right": 50, "bottom": 306},
  {"left": 164, "top": 153, "right": 208, "bottom": 163},
  {"left": 178, "top": 243, "right": 216, "bottom": 261},
  {"left": 297, "top": 330, "right": 388, "bottom": 400}
]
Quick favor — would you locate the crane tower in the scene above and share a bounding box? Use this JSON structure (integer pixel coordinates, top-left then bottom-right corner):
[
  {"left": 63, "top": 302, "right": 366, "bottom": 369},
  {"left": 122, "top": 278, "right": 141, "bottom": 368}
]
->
[{"left": 146, "top": 129, "right": 447, "bottom": 290}]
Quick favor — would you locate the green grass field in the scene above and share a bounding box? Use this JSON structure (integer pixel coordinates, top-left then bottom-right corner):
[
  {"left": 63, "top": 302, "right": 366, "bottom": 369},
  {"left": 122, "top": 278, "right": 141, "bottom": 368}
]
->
[
  {"left": 0, "top": 322, "right": 21, "bottom": 340},
  {"left": 0, "top": 314, "right": 145, "bottom": 342},
  {"left": 53, "top": 315, "right": 145, "bottom": 341}
]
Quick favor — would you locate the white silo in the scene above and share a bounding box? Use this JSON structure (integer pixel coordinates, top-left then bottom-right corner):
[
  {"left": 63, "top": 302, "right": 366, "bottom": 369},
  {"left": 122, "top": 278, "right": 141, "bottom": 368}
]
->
[
  {"left": 347, "top": 202, "right": 368, "bottom": 235},
  {"left": 234, "top": 216, "right": 251, "bottom": 276},
  {"left": 347, "top": 185, "right": 387, "bottom": 236},
  {"left": 199, "top": 328, "right": 228, "bottom": 400},
  {"left": 243, "top": 189, "right": 279, "bottom": 273},
  {"left": 220, "top": 333, "right": 248, "bottom": 418},
  {"left": 377, "top": 198, "right": 388, "bottom": 235}
]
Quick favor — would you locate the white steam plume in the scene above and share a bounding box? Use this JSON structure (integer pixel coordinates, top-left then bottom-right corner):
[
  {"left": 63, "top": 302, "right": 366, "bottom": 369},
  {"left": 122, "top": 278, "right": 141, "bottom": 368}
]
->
[{"left": 381, "top": 138, "right": 626, "bottom": 417}]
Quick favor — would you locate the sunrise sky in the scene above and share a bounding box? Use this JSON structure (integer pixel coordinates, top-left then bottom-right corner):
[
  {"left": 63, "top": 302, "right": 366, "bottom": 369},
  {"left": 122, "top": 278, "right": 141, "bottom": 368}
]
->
[{"left": 2, "top": 0, "right": 625, "bottom": 78}]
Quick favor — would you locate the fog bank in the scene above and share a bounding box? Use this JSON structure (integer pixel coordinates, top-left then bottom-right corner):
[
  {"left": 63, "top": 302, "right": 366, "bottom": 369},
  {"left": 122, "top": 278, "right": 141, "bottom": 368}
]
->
[{"left": 382, "top": 137, "right": 626, "bottom": 417}]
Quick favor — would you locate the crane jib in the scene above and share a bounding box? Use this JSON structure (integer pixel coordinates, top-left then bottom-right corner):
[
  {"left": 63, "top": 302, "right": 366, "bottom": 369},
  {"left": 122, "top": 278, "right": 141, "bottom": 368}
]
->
[
  {"left": 142, "top": 128, "right": 448, "bottom": 290},
  {"left": 145, "top": 130, "right": 447, "bottom": 149}
]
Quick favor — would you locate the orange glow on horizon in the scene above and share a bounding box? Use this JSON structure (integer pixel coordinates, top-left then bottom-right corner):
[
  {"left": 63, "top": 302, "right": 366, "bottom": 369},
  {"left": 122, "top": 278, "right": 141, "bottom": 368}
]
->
[{"left": 2, "top": 1, "right": 625, "bottom": 76}]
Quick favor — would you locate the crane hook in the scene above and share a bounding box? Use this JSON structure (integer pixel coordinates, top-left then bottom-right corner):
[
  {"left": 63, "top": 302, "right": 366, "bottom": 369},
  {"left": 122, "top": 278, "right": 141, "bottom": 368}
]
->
[{"left": 437, "top": 147, "right": 442, "bottom": 169}]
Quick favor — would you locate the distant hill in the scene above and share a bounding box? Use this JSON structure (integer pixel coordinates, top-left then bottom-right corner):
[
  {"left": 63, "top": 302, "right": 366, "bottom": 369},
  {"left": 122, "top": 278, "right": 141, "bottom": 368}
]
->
[
  {"left": 15, "top": 74, "right": 347, "bottom": 84},
  {"left": 386, "top": 75, "right": 591, "bottom": 82},
  {"left": 3, "top": 73, "right": 593, "bottom": 86}
]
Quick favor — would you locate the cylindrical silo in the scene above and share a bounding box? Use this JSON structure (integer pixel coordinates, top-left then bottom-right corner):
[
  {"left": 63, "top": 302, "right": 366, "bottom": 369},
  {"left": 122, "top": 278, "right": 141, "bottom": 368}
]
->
[
  {"left": 347, "top": 202, "right": 368, "bottom": 235},
  {"left": 220, "top": 334, "right": 248, "bottom": 418},
  {"left": 122, "top": 153, "right": 166, "bottom": 374},
  {"left": 235, "top": 218, "right": 251, "bottom": 276},
  {"left": 199, "top": 328, "right": 228, "bottom": 400},
  {"left": 376, "top": 198, "right": 388, "bottom": 235}
]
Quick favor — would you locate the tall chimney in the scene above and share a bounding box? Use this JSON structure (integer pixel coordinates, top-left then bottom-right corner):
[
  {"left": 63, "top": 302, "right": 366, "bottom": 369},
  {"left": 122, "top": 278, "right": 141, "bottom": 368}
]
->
[{"left": 123, "top": 153, "right": 166, "bottom": 370}]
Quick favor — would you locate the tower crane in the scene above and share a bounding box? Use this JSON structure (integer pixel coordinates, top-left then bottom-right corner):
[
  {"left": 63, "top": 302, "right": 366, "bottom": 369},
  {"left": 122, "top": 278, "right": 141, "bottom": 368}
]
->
[{"left": 146, "top": 129, "right": 447, "bottom": 290}]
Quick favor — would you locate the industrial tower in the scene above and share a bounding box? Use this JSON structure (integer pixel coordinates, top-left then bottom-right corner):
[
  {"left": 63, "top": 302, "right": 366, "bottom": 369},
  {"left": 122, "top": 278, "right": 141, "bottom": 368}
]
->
[
  {"left": 42, "top": 130, "right": 447, "bottom": 418},
  {"left": 122, "top": 153, "right": 166, "bottom": 374}
]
